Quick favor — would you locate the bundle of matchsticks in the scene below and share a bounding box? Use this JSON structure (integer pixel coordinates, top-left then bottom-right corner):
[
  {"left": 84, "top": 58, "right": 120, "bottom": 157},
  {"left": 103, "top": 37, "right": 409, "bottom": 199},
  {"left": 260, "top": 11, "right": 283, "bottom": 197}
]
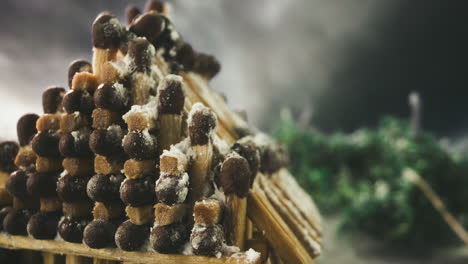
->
[{"left": 0, "top": 1, "right": 322, "bottom": 264}]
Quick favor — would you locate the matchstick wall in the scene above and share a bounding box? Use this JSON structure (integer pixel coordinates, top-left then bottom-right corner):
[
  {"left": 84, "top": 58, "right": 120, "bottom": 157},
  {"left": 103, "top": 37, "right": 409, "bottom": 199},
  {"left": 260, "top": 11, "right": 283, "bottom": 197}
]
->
[{"left": 0, "top": 1, "right": 322, "bottom": 264}]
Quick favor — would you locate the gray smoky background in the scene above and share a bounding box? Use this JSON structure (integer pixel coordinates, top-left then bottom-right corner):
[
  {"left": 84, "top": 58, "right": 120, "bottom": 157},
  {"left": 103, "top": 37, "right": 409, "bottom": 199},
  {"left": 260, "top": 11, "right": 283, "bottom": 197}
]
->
[{"left": 0, "top": 0, "right": 468, "bottom": 141}]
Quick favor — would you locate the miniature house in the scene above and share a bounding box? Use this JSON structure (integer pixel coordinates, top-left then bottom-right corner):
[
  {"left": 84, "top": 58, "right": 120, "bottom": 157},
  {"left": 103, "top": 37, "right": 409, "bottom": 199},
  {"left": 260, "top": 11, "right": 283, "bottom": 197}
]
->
[{"left": 0, "top": 1, "right": 322, "bottom": 264}]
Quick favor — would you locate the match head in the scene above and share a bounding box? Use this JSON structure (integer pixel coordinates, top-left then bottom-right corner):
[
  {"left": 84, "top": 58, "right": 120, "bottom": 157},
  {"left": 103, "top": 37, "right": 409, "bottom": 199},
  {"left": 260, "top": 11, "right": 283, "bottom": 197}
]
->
[
  {"left": 176, "top": 43, "right": 196, "bottom": 71},
  {"left": 190, "top": 224, "right": 224, "bottom": 257},
  {"left": 57, "top": 173, "right": 90, "bottom": 203},
  {"left": 83, "top": 219, "right": 117, "bottom": 249},
  {"left": 145, "top": 0, "right": 164, "bottom": 13},
  {"left": 58, "top": 217, "right": 90, "bottom": 243},
  {"left": 231, "top": 138, "right": 261, "bottom": 186},
  {"left": 128, "top": 38, "right": 154, "bottom": 73},
  {"left": 0, "top": 141, "right": 19, "bottom": 172},
  {"left": 122, "top": 130, "right": 158, "bottom": 160},
  {"left": 120, "top": 176, "right": 156, "bottom": 207},
  {"left": 92, "top": 12, "right": 124, "bottom": 49},
  {"left": 27, "top": 211, "right": 59, "bottom": 240},
  {"left": 115, "top": 220, "right": 150, "bottom": 252},
  {"left": 68, "top": 60, "right": 92, "bottom": 88},
  {"left": 188, "top": 103, "right": 217, "bottom": 146},
  {"left": 220, "top": 153, "right": 251, "bottom": 197},
  {"left": 3, "top": 208, "right": 34, "bottom": 235},
  {"left": 94, "top": 83, "right": 129, "bottom": 112},
  {"left": 125, "top": 5, "right": 141, "bottom": 25},
  {"left": 129, "top": 12, "right": 165, "bottom": 44},
  {"left": 42, "top": 87, "right": 66, "bottom": 114},
  {"left": 87, "top": 173, "right": 124, "bottom": 203},
  {"left": 26, "top": 171, "right": 59, "bottom": 198},
  {"left": 194, "top": 53, "right": 221, "bottom": 79},
  {"left": 6, "top": 170, "right": 30, "bottom": 199},
  {"left": 17, "top": 114, "right": 39, "bottom": 146},
  {"left": 158, "top": 74, "right": 185, "bottom": 114},
  {"left": 151, "top": 223, "right": 189, "bottom": 254},
  {"left": 63, "top": 90, "right": 95, "bottom": 114},
  {"left": 31, "top": 132, "right": 60, "bottom": 157}
]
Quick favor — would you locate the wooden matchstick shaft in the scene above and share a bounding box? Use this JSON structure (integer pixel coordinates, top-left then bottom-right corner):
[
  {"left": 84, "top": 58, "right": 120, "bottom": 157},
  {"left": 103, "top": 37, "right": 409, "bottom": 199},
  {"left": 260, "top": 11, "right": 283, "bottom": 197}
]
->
[
  {"left": 159, "top": 115, "right": 182, "bottom": 151},
  {"left": 227, "top": 195, "right": 247, "bottom": 250}
]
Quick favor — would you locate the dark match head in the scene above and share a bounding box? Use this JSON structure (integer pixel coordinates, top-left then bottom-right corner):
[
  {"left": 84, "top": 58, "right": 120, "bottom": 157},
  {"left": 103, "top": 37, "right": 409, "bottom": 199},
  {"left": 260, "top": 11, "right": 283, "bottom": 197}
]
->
[
  {"left": 59, "top": 131, "right": 92, "bottom": 158},
  {"left": 231, "top": 139, "right": 261, "bottom": 187},
  {"left": 151, "top": 222, "right": 189, "bottom": 253},
  {"left": 6, "top": 170, "right": 30, "bottom": 199},
  {"left": 68, "top": 60, "right": 92, "bottom": 88},
  {"left": 120, "top": 177, "right": 155, "bottom": 207},
  {"left": 94, "top": 83, "right": 129, "bottom": 112},
  {"left": 83, "top": 219, "right": 117, "bottom": 249},
  {"left": 0, "top": 206, "right": 12, "bottom": 231},
  {"left": 3, "top": 208, "right": 34, "bottom": 235},
  {"left": 115, "top": 220, "right": 150, "bottom": 252},
  {"left": 176, "top": 43, "right": 196, "bottom": 71},
  {"left": 122, "top": 130, "right": 157, "bottom": 160},
  {"left": 17, "top": 114, "right": 39, "bottom": 146},
  {"left": 27, "top": 211, "right": 60, "bottom": 240},
  {"left": 57, "top": 173, "right": 90, "bottom": 203},
  {"left": 156, "top": 173, "right": 189, "bottom": 205},
  {"left": 126, "top": 6, "right": 141, "bottom": 25},
  {"left": 89, "top": 127, "right": 124, "bottom": 156},
  {"left": 129, "top": 12, "right": 165, "bottom": 43},
  {"left": 63, "top": 89, "right": 95, "bottom": 114},
  {"left": 145, "top": 0, "right": 164, "bottom": 13},
  {"left": 26, "top": 171, "right": 59, "bottom": 198},
  {"left": 158, "top": 75, "right": 185, "bottom": 115},
  {"left": 87, "top": 173, "right": 124, "bottom": 203},
  {"left": 0, "top": 141, "right": 19, "bottom": 172},
  {"left": 42, "top": 87, "right": 66, "bottom": 114},
  {"left": 92, "top": 13, "right": 124, "bottom": 49},
  {"left": 31, "top": 131, "right": 60, "bottom": 157},
  {"left": 190, "top": 224, "right": 224, "bottom": 257},
  {"left": 58, "top": 217, "right": 91, "bottom": 243},
  {"left": 188, "top": 103, "right": 217, "bottom": 146},
  {"left": 220, "top": 154, "right": 251, "bottom": 197},
  {"left": 128, "top": 38, "right": 153, "bottom": 73},
  {"left": 194, "top": 53, "right": 221, "bottom": 79}
]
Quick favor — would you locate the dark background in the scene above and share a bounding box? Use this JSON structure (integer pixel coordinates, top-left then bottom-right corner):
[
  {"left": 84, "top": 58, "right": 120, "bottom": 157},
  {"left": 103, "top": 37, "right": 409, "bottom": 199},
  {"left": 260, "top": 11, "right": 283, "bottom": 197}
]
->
[{"left": 0, "top": 0, "right": 467, "bottom": 139}]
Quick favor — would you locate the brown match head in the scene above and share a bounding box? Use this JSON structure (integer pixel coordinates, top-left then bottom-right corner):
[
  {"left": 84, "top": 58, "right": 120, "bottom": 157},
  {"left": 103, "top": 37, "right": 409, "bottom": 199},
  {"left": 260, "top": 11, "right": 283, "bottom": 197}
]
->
[
  {"left": 194, "top": 53, "right": 221, "bottom": 79},
  {"left": 158, "top": 75, "right": 185, "bottom": 114},
  {"left": 176, "top": 43, "right": 196, "bottom": 71},
  {"left": 3, "top": 208, "right": 34, "bottom": 235},
  {"left": 6, "top": 170, "right": 30, "bottom": 199},
  {"left": 42, "top": 86, "right": 66, "bottom": 114},
  {"left": 122, "top": 130, "right": 158, "bottom": 160},
  {"left": 151, "top": 223, "right": 189, "bottom": 254},
  {"left": 57, "top": 173, "right": 90, "bottom": 203},
  {"left": 87, "top": 173, "right": 124, "bottom": 203},
  {"left": 190, "top": 224, "right": 224, "bottom": 257},
  {"left": 220, "top": 154, "right": 251, "bottom": 197},
  {"left": 145, "top": 0, "right": 164, "bottom": 13},
  {"left": 63, "top": 90, "right": 95, "bottom": 114},
  {"left": 68, "top": 60, "right": 92, "bottom": 88},
  {"left": 115, "top": 220, "right": 150, "bottom": 252},
  {"left": 0, "top": 141, "right": 19, "bottom": 172},
  {"left": 27, "top": 211, "right": 59, "bottom": 240},
  {"left": 125, "top": 6, "right": 141, "bottom": 25},
  {"left": 31, "top": 132, "right": 60, "bottom": 157},
  {"left": 17, "top": 114, "right": 39, "bottom": 146},
  {"left": 128, "top": 38, "right": 153, "bottom": 73},
  {"left": 120, "top": 177, "right": 156, "bottom": 207},
  {"left": 94, "top": 83, "right": 129, "bottom": 112},
  {"left": 26, "top": 171, "right": 59, "bottom": 198},
  {"left": 92, "top": 12, "right": 124, "bottom": 49},
  {"left": 129, "top": 12, "right": 165, "bottom": 43},
  {"left": 231, "top": 138, "right": 261, "bottom": 187},
  {"left": 83, "top": 219, "right": 117, "bottom": 249},
  {"left": 188, "top": 103, "right": 217, "bottom": 146},
  {"left": 58, "top": 217, "right": 90, "bottom": 243}
]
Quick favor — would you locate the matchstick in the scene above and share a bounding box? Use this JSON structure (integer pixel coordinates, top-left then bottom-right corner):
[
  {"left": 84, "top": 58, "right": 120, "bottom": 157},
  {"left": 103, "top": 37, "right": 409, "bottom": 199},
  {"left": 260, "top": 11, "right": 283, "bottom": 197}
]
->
[
  {"left": 158, "top": 75, "right": 185, "bottom": 151},
  {"left": 219, "top": 153, "right": 251, "bottom": 250},
  {"left": 125, "top": 6, "right": 141, "bottom": 25},
  {"left": 92, "top": 13, "right": 124, "bottom": 83},
  {"left": 0, "top": 142, "right": 19, "bottom": 207},
  {"left": 188, "top": 103, "right": 217, "bottom": 203}
]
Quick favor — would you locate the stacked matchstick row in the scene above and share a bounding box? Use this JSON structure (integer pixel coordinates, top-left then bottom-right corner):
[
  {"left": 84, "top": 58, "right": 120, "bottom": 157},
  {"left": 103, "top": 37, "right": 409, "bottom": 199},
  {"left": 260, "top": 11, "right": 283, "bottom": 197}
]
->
[
  {"left": 58, "top": 60, "right": 96, "bottom": 245},
  {"left": 0, "top": 141, "right": 19, "bottom": 229},
  {"left": 3, "top": 114, "right": 39, "bottom": 235}
]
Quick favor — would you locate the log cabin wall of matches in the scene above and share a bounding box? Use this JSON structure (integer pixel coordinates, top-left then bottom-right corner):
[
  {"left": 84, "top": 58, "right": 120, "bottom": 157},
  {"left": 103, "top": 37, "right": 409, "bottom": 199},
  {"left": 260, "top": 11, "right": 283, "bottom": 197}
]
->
[{"left": 0, "top": 1, "right": 322, "bottom": 264}]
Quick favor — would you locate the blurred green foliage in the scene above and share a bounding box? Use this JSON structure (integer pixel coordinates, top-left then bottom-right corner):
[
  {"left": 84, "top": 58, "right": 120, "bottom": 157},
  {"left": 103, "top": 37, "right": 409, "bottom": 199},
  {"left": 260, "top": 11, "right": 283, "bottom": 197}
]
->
[{"left": 273, "top": 114, "right": 468, "bottom": 248}]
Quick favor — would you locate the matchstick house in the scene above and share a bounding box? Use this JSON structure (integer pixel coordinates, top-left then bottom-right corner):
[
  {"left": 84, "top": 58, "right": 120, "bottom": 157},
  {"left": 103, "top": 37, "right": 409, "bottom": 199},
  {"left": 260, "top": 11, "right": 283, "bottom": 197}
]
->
[{"left": 0, "top": 1, "right": 322, "bottom": 263}]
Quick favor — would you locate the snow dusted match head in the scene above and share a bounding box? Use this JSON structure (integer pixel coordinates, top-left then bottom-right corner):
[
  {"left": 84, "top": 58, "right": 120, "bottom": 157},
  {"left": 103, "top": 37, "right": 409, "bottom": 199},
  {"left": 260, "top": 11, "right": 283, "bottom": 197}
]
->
[
  {"left": 158, "top": 75, "right": 185, "bottom": 115},
  {"left": 128, "top": 38, "right": 154, "bottom": 73},
  {"left": 92, "top": 13, "right": 125, "bottom": 49},
  {"left": 188, "top": 103, "right": 217, "bottom": 146},
  {"left": 220, "top": 153, "right": 251, "bottom": 198}
]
